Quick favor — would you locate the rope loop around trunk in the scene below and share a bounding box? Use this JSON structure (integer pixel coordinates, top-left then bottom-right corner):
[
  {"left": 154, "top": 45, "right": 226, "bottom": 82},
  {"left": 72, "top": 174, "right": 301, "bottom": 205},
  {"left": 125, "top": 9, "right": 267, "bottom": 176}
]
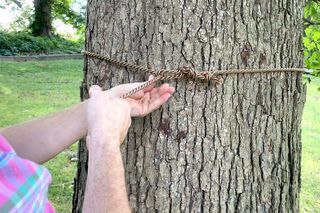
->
[{"left": 82, "top": 50, "right": 305, "bottom": 98}]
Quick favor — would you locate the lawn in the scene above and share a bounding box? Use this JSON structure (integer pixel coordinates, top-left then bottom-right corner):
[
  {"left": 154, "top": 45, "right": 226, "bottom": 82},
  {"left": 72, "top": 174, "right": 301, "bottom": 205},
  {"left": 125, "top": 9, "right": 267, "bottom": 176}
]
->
[
  {"left": 0, "top": 60, "right": 82, "bottom": 212},
  {"left": 300, "top": 77, "right": 320, "bottom": 212},
  {"left": 0, "top": 60, "right": 319, "bottom": 212}
]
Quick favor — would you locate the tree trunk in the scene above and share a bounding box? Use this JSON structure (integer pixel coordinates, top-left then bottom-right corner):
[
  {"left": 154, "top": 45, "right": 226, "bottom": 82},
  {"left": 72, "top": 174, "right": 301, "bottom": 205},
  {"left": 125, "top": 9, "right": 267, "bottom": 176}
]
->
[
  {"left": 73, "top": 0, "right": 306, "bottom": 212},
  {"left": 30, "top": 0, "right": 52, "bottom": 37}
]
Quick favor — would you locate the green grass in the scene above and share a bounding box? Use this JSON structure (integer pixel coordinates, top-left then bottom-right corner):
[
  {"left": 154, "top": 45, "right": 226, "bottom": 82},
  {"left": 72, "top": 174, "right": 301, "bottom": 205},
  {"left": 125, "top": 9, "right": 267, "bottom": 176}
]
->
[
  {"left": 0, "top": 60, "right": 319, "bottom": 212},
  {"left": 0, "top": 60, "right": 83, "bottom": 212},
  {"left": 301, "top": 77, "right": 320, "bottom": 212}
]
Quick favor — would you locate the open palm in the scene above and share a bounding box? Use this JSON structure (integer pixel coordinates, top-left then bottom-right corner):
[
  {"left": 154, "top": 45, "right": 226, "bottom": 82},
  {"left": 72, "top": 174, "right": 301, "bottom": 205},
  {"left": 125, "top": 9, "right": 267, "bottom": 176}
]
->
[{"left": 105, "top": 77, "right": 175, "bottom": 117}]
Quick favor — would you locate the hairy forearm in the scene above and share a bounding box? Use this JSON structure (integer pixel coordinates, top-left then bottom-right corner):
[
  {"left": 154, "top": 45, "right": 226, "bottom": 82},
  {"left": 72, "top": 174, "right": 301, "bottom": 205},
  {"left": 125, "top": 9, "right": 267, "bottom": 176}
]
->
[
  {"left": 83, "top": 136, "right": 131, "bottom": 213},
  {"left": 0, "top": 101, "right": 88, "bottom": 164}
]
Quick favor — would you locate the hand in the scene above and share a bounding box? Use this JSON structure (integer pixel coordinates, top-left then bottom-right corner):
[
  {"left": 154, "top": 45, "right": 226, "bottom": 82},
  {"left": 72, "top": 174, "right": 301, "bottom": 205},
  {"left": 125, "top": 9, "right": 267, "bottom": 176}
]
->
[
  {"left": 106, "top": 76, "right": 175, "bottom": 117},
  {"left": 86, "top": 85, "right": 131, "bottom": 151}
]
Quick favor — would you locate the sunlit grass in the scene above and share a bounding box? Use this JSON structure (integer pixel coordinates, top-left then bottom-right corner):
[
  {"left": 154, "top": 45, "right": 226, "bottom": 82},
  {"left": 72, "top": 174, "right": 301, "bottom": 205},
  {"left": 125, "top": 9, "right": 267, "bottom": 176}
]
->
[
  {"left": 300, "top": 78, "right": 320, "bottom": 212},
  {"left": 0, "top": 60, "right": 82, "bottom": 212}
]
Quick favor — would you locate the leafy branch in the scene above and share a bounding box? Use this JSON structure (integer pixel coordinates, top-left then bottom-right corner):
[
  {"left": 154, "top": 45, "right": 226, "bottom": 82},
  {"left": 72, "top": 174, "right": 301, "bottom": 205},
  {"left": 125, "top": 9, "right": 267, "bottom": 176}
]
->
[
  {"left": 304, "top": 0, "right": 320, "bottom": 77},
  {"left": 304, "top": 18, "right": 320, "bottom": 27}
]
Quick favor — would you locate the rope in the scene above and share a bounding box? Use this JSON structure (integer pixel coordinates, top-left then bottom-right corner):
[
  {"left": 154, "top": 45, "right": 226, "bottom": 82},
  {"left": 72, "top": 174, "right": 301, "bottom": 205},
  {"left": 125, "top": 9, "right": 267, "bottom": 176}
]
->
[{"left": 82, "top": 50, "right": 305, "bottom": 99}]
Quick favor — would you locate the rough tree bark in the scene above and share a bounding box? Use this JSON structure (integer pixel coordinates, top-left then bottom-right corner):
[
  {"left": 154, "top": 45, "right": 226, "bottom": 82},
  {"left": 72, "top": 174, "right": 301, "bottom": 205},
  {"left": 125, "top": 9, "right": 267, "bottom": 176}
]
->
[
  {"left": 30, "top": 0, "right": 52, "bottom": 37},
  {"left": 73, "top": 0, "right": 306, "bottom": 212}
]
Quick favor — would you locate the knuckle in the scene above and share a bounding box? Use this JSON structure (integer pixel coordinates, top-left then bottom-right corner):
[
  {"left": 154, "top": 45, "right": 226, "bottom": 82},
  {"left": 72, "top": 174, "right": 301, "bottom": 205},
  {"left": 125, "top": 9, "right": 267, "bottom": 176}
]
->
[
  {"left": 89, "top": 85, "right": 102, "bottom": 96},
  {"left": 89, "top": 85, "right": 101, "bottom": 90}
]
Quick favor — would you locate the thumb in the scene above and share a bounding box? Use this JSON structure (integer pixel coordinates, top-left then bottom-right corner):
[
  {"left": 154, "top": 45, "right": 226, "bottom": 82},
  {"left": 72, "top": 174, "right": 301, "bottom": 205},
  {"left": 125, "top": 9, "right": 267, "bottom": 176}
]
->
[{"left": 89, "top": 85, "right": 103, "bottom": 98}]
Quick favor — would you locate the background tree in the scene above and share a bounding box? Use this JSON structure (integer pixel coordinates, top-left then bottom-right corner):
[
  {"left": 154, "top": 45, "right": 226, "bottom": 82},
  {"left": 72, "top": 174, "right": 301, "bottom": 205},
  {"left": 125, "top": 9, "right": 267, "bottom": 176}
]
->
[
  {"left": 28, "top": 0, "right": 85, "bottom": 37},
  {"left": 73, "top": 0, "right": 307, "bottom": 212},
  {"left": 30, "top": 0, "right": 52, "bottom": 36}
]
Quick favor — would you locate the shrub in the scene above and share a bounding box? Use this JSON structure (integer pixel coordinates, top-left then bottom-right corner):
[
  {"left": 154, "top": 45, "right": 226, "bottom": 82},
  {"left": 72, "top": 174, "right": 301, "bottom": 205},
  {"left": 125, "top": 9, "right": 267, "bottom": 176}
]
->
[{"left": 0, "top": 31, "right": 83, "bottom": 56}]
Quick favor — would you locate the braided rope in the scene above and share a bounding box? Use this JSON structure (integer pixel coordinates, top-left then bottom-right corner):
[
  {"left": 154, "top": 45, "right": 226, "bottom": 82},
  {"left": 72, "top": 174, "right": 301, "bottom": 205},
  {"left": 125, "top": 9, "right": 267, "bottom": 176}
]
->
[
  {"left": 120, "top": 76, "right": 161, "bottom": 99},
  {"left": 82, "top": 50, "right": 305, "bottom": 98}
]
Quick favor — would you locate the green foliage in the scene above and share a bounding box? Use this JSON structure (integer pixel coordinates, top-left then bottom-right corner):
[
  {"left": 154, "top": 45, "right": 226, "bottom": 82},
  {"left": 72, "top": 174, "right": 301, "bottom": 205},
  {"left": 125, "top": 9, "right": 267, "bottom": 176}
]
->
[
  {"left": 0, "top": 0, "right": 85, "bottom": 39},
  {"left": 0, "top": 0, "right": 22, "bottom": 9},
  {"left": 52, "top": 0, "right": 85, "bottom": 36},
  {"left": 0, "top": 31, "right": 83, "bottom": 56},
  {"left": 10, "top": 5, "right": 33, "bottom": 32},
  {"left": 29, "top": 0, "right": 85, "bottom": 37},
  {"left": 304, "top": 0, "right": 320, "bottom": 77},
  {"left": 0, "top": 0, "right": 33, "bottom": 32}
]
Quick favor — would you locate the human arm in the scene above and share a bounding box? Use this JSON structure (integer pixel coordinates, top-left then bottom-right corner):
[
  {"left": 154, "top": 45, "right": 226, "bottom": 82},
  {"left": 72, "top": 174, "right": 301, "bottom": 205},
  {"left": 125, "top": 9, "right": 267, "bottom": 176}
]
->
[
  {"left": 0, "top": 79, "right": 175, "bottom": 164},
  {"left": 82, "top": 86, "right": 131, "bottom": 212},
  {"left": 0, "top": 102, "right": 87, "bottom": 164},
  {"left": 84, "top": 140, "right": 130, "bottom": 213}
]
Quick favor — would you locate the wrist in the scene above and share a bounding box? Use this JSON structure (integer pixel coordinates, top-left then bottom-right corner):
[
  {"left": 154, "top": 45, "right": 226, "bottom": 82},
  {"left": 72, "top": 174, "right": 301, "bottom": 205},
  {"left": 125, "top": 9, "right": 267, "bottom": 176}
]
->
[
  {"left": 86, "top": 133, "right": 121, "bottom": 156},
  {"left": 88, "top": 129, "right": 120, "bottom": 139},
  {"left": 88, "top": 143, "right": 121, "bottom": 167}
]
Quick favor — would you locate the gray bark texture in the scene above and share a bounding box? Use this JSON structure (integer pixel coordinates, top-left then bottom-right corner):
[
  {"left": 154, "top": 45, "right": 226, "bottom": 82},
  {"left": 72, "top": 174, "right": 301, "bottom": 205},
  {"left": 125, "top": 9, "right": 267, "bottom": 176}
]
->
[
  {"left": 73, "top": 0, "right": 306, "bottom": 212},
  {"left": 31, "top": 0, "right": 52, "bottom": 37}
]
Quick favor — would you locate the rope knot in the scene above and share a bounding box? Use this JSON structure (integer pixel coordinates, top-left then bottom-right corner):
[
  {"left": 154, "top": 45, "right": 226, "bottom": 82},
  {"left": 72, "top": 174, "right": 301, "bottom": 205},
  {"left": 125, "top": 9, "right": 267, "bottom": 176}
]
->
[
  {"left": 82, "top": 50, "right": 305, "bottom": 98},
  {"left": 179, "top": 66, "right": 197, "bottom": 79}
]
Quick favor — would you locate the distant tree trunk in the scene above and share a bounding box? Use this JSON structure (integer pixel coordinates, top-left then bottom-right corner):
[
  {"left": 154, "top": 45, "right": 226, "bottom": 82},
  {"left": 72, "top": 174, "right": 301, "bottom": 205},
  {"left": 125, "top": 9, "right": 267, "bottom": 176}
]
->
[
  {"left": 30, "top": 0, "right": 52, "bottom": 37},
  {"left": 73, "top": 0, "right": 306, "bottom": 212}
]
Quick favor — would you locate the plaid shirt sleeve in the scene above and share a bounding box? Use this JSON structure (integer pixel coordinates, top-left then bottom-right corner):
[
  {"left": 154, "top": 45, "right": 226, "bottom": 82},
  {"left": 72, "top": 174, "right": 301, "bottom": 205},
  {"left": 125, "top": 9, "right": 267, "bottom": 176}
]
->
[{"left": 0, "top": 134, "right": 55, "bottom": 213}]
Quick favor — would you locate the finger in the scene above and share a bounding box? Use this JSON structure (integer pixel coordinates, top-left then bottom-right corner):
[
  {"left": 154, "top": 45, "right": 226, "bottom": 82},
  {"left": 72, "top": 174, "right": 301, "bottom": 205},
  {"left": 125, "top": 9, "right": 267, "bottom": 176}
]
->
[
  {"left": 89, "top": 85, "right": 103, "bottom": 98},
  {"left": 150, "top": 83, "right": 170, "bottom": 102},
  {"left": 127, "top": 80, "right": 155, "bottom": 99},
  {"left": 158, "top": 83, "right": 171, "bottom": 94},
  {"left": 108, "top": 83, "right": 142, "bottom": 97},
  {"left": 110, "top": 81, "right": 154, "bottom": 99},
  {"left": 142, "top": 75, "right": 156, "bottom": 92},
  {"left": 167, "top": 86, "right": 175, "bottom": 94},
  {"left": 148, "top": 93, "right": 172, "bottom": 112},
  {"left": 141, "top": 92, "right": 151, "bottom": 116},
  {"left": 127, "top": 89, "right": 145, "bottom": 99},
  {"left": 150, "top": 84, "right": 175, "bottom": 95},
  {"left": 151, "top": 83, "right": 169, "bottom": 94}
]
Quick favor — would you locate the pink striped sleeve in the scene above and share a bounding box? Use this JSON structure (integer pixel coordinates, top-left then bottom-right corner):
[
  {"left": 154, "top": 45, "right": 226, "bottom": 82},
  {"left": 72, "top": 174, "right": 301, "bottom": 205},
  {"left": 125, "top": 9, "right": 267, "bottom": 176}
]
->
[{"left": 0, "top": 134, "right": 55, "bottom": 212}]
